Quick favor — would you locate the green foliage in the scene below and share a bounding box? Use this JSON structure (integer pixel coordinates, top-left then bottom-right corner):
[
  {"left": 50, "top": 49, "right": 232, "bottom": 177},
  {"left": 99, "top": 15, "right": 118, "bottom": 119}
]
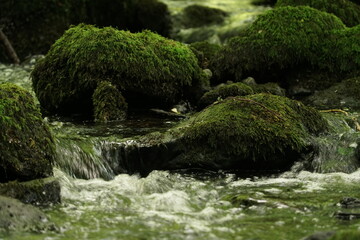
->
[
  {"left": 180, "top": 94, "right": 328, "bottom": 168},
  {"left": 197, "top": 82, "right": 254, "bottom": 109},
  {"left": 182, "top": 4, "right": 228, "bottom": 28},
  {"left": 213, "top": 6, "right": 345, "bottom": 81},
  {"left": 92, "top": 81, "right": 128, "bottom": 122},
  {"left": 0, "top": 83, "right": 54, "bottom": 182},
  {"left": 31, "top": 24, "right": 202, "bottom": 117},
  {"left": 276, "top": 0, "right": 360, "bottom": 27}
]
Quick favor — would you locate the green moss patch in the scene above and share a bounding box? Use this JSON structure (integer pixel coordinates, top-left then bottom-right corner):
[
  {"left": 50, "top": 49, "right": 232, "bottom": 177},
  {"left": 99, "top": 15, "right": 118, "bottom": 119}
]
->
[
  {"left": 93, "top": 81, "right": 128, "bottom": 122},
  {"left": 180, "top": 93, "right": 328, "bottom": 170},
  {"left": 31, "top": 24, "right": 202, "bottom": 117},
  {"left": 0, "top": 83, "right": 54, "bottom": 182},
  {"left": 213, "top": 6, "right": 346, "bottom": 82},
  {"left": 276, "top": 0, "right": 360, "bottom": 27}
]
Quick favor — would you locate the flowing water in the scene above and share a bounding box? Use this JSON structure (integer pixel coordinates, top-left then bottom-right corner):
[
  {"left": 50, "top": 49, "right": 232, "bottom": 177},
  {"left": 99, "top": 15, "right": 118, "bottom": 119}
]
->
[{"left": 2, "top": 1, "right": 360, "bottom": 239}]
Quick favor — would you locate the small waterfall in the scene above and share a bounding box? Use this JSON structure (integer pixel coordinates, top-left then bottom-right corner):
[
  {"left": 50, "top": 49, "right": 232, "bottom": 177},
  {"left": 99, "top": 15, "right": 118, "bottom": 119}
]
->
[{"left": 307, "top": 113, "right": 360, "bottom": 173}]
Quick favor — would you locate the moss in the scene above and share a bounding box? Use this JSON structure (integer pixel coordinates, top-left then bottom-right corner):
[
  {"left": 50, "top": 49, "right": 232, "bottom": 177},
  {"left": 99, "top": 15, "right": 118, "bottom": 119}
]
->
[
  {"left": 0, "top": 177, "right": 61, "bottom": 206},
  {"left": 213, "top": 6, "right": 345, "bottom": 82},
  {"left": 31, "top": 24, "right": 202, "bottom": 117},
  {"left": 189, "top": 41, "right": 221, "bottom": 69},
  {"left": 197, "top": 82, "right": 254, "bottom": 109},
  {"left": 276, "top": 0, "right": 360, "bottom": 27},
  {"left": 182, "top": 4, "right": 228, "bottom": 28},
  {"left": 251, "top": 82, "right": 286, "bottom": 96},
  {"left": 92, "top": 81, "right": 127, "bottom": 122},
  {"left": 180, "top": 93, "right": 328, "bottom": 170},
  {"left": 0, "top": 83, "right": 54, "bottom": 182}
]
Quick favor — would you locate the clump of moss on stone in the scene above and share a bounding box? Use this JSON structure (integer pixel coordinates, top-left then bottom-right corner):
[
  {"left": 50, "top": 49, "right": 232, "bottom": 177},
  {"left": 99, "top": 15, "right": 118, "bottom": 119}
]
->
[
  {"left": 197, "top": 82, "right": 254, "bottom": 109},
  {"left": 189, "top": 41, "right": 221, "bottom": 69},
  {"left": 180, "top": 93, "right": 328, "bottom": 170},
  {"left": 182, "top": 4, "right": 228, "bottom": 28},
  {"left": 31, "top": 24, "right": 203, "bottom": 118},
  {"left": 251, "top": 82, "right": 286, "bottom": 96},
  {"left": 213, "top": 6, "right": 345, "bottom": 82},
  {"left": 0, "top": 83, "right": 55, "bottom": 182},
  {"left": 92, "top": 81, "right": 128, "bottom": 122},
  {"left": 276, "top": 0, "right": 360, "bottom": 27}
]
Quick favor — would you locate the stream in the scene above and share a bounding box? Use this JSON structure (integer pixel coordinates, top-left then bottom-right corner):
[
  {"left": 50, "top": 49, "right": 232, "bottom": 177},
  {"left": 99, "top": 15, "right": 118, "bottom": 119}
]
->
[{"left": 2, "top": 1, "right": 360, "bottom": 239}]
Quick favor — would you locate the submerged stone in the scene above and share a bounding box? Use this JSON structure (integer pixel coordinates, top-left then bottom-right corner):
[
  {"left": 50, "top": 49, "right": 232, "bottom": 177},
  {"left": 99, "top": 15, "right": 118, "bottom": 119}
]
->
[
  {"left": 0, "top": 83, "right": 55, "bottom": 182},
  {"left": 31, "top": 24, "right": 205, "bottom": 119},
  {"left": 0, "top": 196, "right": 55, "bottom": 233},
  {"left": 276, "top": 0, "right": 360, "bottom": 27}
]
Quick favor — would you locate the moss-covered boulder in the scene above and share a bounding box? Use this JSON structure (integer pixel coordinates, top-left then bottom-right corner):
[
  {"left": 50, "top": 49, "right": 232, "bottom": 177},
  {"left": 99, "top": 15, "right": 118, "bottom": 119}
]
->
[
  {"left": 276, "top": 0, "right": 360, "bottom": 27},
  {"left": 0, "top": 0, "right": 171, "bottom": 62},
  {"left": 0, "top": 83, "right": 55, "bottom": 182},
  {"left": 0, "top": 196, "right": 55, "bottom": 233},
  {"left": 213, "top": 6, "right": 346, "bottom": 83},
  {"left": 109, "top": 94, "right": 329, "bottom": 175},
  {"left": 177, "top": 94, "right": 328, "bottom": 170},
  {"left": 304, "top": 77, "right": 360, "bottom": 110},
  {"left": 31, "top": 24, "right": 204, "bottom": 118},
  {"left": 197, "top": 82, "right": 254, "bottom": 109},
  {"left": 182, "top": 4, "right": 228, "bottom": 28},
  {"left": 93, "top": 81, "right": 128, "bottom": 122}
]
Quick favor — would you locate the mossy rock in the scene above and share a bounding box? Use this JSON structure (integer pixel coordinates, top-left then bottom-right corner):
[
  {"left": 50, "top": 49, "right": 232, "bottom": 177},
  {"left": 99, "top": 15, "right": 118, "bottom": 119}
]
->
[
  {"left": 177, "top": 93, "right": 329, "bottom": 170},
  {"left": 182, "top": 4, "right": 228, "bottom": 28},
  {"left": 0, "top": 83, "right": 54, "bottom": 182},
  {"left": 93, "top": 81, "right": 128, "bottom": 122},
  {"left": 31, "top": 24, "right": 203, "bottom": 118},
  {"left": 0, "top": 0, "right": 170, "bottom": 63},
  {"left": 0, "top": 196, "right": 55, "bottom": 233},
  {"left": 197, "top": 82, "right": 254, "bottom": 109},
  {"left": 189, "top": 41, "right": 221, "bottom": 69},
  {"left": 251, "top": 82, "right": 286, "bottom": 96},
  {"left": 304, "top": 77, "right": 360, "bottom": 110},
  {"left": 0, "top": 177, "right": 61, "bottom": 206},
  {"left": 213, "top": 6, "right": 345, "bottom": 83},
  {"left": 276, "top": 0, "right": 360, "bottom": 27}
]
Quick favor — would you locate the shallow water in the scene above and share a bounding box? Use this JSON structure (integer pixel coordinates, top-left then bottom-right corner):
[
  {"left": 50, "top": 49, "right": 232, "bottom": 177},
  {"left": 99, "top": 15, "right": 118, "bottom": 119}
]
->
[{"left": 3, "top": 169, "right": 360, "bottom": 240}]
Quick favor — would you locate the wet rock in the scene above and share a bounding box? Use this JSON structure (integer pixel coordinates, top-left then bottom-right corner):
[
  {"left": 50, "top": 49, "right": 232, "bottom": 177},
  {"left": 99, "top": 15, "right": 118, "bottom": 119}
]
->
[
  {"left": 0, "top": 83, "right": 55, "bottom": 182},
  {"left": 276, "top": 0, "right": 360, "bottom": 27},
  {"left": 304, "top": 77, "right": 360, "bottom": 111},
  {"left": 339, "top": 197, "right": 360, "bottom": 208},
  {"left": 0, "top": 196, "right": 55, "bottom": 233},
  {"left": 109, "top": 94, "right": 329, "bottom": 175},
  {"left": 31, "top": 24, "right": 206, "bottom": 119},
  {"left": 0, "top": 178, "right": 60, "bottom": 206},
  {"left": 197, "top": 82, "right": 254, "bottom": 109},
  {"left": 302, "top": 231, "right": 336, "bottom": 240}
]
